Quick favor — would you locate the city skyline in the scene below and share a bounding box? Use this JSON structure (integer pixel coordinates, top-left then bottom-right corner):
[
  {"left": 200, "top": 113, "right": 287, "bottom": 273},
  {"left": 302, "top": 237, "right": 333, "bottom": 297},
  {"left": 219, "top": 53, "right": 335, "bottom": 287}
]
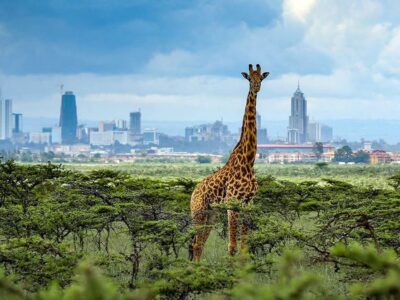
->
[
  {"left": 1, "top": 1, "right": 400, "bottom": 123},
  {"left": 4, "top": 84, "right": 400, "bottom": 144}
]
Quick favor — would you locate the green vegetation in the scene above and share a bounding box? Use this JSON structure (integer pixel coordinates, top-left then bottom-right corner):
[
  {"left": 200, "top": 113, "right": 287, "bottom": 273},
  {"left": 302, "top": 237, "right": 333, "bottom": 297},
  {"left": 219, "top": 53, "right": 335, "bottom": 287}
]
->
[
  {"left": 0, "top": 160, "right": 399, "bottom": 299},
  {"left": 195, "top": 155, "right": 212, "bottom": 164},
  {"left": 334, "top": 145, "right": 370, "bottom": 163},
  {"left": 63, "top": 162, "right": 400, "bottom": 188}
]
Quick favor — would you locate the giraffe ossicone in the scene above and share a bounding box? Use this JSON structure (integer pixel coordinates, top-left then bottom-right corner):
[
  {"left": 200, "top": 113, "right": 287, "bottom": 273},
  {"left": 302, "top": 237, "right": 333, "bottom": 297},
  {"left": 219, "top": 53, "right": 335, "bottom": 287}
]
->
[{"left": 190, "top": 64, "right": 270, "bottom": 261}]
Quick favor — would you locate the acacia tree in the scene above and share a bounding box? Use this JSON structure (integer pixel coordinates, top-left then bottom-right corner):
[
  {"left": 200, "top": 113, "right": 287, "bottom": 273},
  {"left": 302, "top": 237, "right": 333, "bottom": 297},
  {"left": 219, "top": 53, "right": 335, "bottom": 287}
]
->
[{"left": 312, "top": 142, "right": 324, "bottom": 161}]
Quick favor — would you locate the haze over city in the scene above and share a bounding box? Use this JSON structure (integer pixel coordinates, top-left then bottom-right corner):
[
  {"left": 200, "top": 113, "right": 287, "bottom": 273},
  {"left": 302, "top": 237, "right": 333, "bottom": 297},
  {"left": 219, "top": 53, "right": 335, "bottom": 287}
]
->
[{"left": 1, "top": 0, "right": 400, "bottom": 143}]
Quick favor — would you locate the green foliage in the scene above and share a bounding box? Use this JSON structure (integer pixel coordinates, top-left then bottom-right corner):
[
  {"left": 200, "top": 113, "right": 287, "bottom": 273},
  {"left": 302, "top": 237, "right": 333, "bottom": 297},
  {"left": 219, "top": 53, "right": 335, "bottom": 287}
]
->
[
  {"left": 313, "top": 142, "right": 324, "bottom": 160},
  {"left": 196, "top": 155, "right": 212, "bottom": 164},
  {"left": 0, "top": 160, "right": 399, "bottom": 299},
  {"left": 353, "top": 150, "right": 370, "bottom": 163},
  {"left": 334, "top": 146, "right": 353, "bottom": 163},
  {"left": 315, "top": 161, "right": 329, "bottom": 171},
  {"left": 332, "top": 243, "right": 400, "bottom": 299}
]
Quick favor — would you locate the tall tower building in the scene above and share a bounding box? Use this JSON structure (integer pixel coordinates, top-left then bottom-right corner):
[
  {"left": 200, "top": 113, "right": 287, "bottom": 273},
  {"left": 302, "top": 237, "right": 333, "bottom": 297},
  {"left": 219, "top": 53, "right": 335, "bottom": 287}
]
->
[
  {"left": 129, "top": 111, "right": 141, "bottom": 135},
  {"left": 287, "top": 83, "right": 308, "bottom": 144},
  {"left": 12, "top": 113, "right": 23, "bottom": 134},
  {"left": 4, "top": 99, "right": 12, "bottom": 139},
  {"left": 59, "top": 91, "right": 78, "bottom": 144}
]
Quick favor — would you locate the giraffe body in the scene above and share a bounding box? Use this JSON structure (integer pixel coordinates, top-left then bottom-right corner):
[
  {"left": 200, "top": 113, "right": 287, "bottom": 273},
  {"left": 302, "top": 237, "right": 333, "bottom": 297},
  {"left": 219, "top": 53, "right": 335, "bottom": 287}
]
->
[{"left": 190, "top": 64, "right": 269, "bottom": 261}]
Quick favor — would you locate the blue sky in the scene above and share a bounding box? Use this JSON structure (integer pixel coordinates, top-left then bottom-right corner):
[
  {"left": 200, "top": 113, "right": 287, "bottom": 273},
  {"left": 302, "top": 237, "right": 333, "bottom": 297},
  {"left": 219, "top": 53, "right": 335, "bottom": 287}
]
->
[{"left": 1, "top": 0, "right": 400, "bottom": 125}]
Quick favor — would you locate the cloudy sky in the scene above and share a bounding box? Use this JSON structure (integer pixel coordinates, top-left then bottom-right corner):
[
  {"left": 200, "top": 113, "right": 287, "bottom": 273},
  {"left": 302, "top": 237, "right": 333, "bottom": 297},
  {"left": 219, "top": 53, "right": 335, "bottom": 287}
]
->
[{"left": 1, "top": 0, "right": 400, "bottom": 125}]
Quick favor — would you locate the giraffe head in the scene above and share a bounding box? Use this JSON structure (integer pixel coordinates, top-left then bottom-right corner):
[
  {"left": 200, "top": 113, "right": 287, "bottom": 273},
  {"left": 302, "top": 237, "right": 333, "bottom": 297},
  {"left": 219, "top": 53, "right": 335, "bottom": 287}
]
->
[{"left": 241, "top": 64, "right": 269, "bottom": 93}]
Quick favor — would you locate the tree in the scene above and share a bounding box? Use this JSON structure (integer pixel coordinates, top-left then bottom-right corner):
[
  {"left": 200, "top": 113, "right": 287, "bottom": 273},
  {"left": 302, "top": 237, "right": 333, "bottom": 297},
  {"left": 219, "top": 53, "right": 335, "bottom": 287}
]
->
[
  {"left": 353, "top": 150, "right": 370, "bottom": 163},
  {"left": 196, "top": 156, "right": 212, "bottom": 164},
  {"left": 333, "top": 145, "right": 353, "bottom": 162},
  {"left": 315, "top": 162, "right": 329, "bottom": 172},
  {"left": 312, "top": 142, "right": 324, "bottom": 161}
]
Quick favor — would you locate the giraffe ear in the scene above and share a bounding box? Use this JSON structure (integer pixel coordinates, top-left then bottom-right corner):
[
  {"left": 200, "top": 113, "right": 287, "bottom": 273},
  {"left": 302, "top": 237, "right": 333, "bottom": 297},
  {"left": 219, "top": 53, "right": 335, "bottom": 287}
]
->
[
  {"left": 261, "top": 72, "right": 270, "bottom": 80},
  {"left": 241, "top": 72, "right": 250, "bottom": 80}
]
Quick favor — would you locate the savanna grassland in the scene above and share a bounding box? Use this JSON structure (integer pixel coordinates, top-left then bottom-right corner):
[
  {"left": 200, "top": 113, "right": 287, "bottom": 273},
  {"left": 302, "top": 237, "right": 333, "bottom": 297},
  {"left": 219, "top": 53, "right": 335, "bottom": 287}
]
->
[
  {"left": 0, "top": 161, "right": 399, "bottom": 299},
  {"left": 67, "top": 161, "right": 400, "bottom": 188}
]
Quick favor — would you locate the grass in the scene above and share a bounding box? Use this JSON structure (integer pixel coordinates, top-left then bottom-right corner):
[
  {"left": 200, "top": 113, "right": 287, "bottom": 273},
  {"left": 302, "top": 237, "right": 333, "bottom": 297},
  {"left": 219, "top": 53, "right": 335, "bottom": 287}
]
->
[{"left": 63, "top": 162, "right": 400, "bottom": 188}]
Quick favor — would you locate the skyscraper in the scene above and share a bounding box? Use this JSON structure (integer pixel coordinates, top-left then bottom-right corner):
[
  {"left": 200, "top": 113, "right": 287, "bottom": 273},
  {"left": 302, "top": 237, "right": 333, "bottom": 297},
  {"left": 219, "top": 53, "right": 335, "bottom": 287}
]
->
[
  {"left": 4, "top": 99, "right": 12, "bottom": 139},
  {"left": 307, "top": 122, "right": 321, "bottom": 142},
  {"left": 321, "top": 125, "right": 333, "bottom": 142},
  {"left": 288, "top": 84, "right": 309, "bottom": 144},
  {"left": 59, "top": 91, "right": 78, "bottom": 144},
  {"left": 129, "top": 111, "right": 141, "bottom": 135},
  {"left": 12, "top": 113, "right": 23, "bottom": 134}
]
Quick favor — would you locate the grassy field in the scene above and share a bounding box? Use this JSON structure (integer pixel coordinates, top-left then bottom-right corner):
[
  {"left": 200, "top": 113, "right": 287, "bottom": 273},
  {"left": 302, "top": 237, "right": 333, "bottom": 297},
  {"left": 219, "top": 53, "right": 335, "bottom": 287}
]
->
[{"left": 64, "top": 162, "right": 400, "bottom": 188}]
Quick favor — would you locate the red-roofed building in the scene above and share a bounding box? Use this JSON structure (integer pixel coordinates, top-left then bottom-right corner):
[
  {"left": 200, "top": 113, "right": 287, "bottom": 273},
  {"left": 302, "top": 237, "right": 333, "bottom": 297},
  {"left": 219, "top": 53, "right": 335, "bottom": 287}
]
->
[{"left": 369, "top": 150, "right": 392, "bottom": 164}]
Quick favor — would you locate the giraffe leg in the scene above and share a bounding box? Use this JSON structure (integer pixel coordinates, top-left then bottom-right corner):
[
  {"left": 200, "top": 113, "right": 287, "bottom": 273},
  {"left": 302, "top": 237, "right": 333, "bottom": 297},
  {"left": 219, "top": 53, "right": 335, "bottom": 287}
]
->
[
  {"left": 228, "top": 209, "right": 239, "bottom": 256},
  {"left": 191, "top": 209, "right": 212, "bottom": 262},
  {"left": 240, "top": 222, "right": 249, "bottom": 252}
]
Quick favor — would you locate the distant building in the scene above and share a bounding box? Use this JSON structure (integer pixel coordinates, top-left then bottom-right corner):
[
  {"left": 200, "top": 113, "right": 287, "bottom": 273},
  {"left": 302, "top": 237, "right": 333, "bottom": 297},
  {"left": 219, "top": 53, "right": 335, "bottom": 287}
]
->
[
  {"left": 185, "top": 121, "right": 230, "bottom": 143},
  {"left": 4, "top": 99, "right": 12, "bottom": 139},
  {"left": 258, "top": 144, "right": 335, "bottom": 163},
  {"left": 307, "top": 122, "right": 333, "bottom": 143},
  {"left": 321, "top": 125, "right": 333, "bottom": 142},
  {"left": 288, "top": 84, "right": 308, "bottom": 144},
  {"left": 256, "top": 113, "right": 268, "bottom": 144},
  {"left": 362, "top": 141, "right": 372, "bottom": 152},
  {"left": 59, "top": 91, "right": 78, "bottom": 144},
  {"left": 308, "top": 122, "right": 321, "bottom": 142},
  {"left": 143, "top": 128, "right": 159, "bottom": 145},
  {"left": 129, "top": 111, "right": 141, "bottom": 135},
  {"left": 90, "top": 131, "right": 129, "bottom": 146},
  {"left": 185, "top": 127, "right": 195, "bottom": 142},
  {"left": 30, "top": 132, "right": 51, "bottom": 144},
  {"left": 258, "top": 143, "right": 334, "bottom": 154},
  {"left": 12, "top": 113, "right": 23, "bottom": 134},
  {"left": 258, "top": 128, "right": 268, "bottom": 144},
  {"left": 370, "top": 150, "right": 392, "bottom": 164},
  {"left": 52, "top": 126, "right": 62, "bottom": 144},
  {"left": 45, "top": 144, "right": 91, "bottom": 156},
  {"left": 256, "top": 113, "right": 261, "bottom": 130},
  {"left": 98, "top": 121, "right": 115, "bottom": 132},
  {"left": 115, "top": 119, "right": 127, "bottom": 130},
  {"left": 11, "top": 113, "right": 26, "bottom": 144},
  {"left": 113, "top": 131, "right": 129, "bottom": 145},
  {"left": 90, "top": 131, "right": 113, "bottom": 146}
]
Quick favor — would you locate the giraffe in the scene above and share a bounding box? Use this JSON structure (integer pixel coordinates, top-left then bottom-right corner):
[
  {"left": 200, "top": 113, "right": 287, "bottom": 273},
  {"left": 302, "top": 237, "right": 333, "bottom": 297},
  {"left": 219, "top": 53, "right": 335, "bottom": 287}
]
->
[{"left": 190, "top": 64, "right": 269, "bottom": 261}]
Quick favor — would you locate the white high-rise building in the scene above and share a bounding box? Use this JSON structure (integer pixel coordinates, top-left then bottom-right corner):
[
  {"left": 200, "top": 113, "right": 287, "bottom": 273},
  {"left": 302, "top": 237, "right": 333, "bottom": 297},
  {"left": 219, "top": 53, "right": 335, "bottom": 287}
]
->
[
  {"left": 115, "top": 119, "right": 127, "bottom": 130},
  {"left": 4, "top": 99, "right": 12, "bottom": 139},
  {"left": 308, "top": 122, "right": 321, "bottom": 142}
]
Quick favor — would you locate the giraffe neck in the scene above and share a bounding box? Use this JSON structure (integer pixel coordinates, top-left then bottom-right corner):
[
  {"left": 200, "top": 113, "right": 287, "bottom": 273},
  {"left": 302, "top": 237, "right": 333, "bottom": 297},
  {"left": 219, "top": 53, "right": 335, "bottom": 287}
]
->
[{"left": 235, "top": 88, "right": 258, "bottom": 166}]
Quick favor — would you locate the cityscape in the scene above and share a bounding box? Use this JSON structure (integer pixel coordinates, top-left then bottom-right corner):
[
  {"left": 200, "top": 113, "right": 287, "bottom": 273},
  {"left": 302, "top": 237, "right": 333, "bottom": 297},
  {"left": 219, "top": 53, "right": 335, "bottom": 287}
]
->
[
  {"left": 0, "top": 84, "right": 396, "bottom": 164},
  {"left": 1, "top": 2, "right": 399, "bottom": 299}
]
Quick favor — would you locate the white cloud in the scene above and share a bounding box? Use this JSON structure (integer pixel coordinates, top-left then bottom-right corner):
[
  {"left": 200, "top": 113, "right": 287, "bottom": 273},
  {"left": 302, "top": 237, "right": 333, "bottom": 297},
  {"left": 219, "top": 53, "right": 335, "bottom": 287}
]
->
[
  {"left": 146, "top": 50, "right": 201, "bottom": 75},
  {"left": 283, "top": 0, "right": 317, "bottom": 22},
  {"left": 376, "top": 27, "right": 400, "bottom": 74},
  {"left": 3, "top": 1, "right": 400, "bottom": 128}
]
